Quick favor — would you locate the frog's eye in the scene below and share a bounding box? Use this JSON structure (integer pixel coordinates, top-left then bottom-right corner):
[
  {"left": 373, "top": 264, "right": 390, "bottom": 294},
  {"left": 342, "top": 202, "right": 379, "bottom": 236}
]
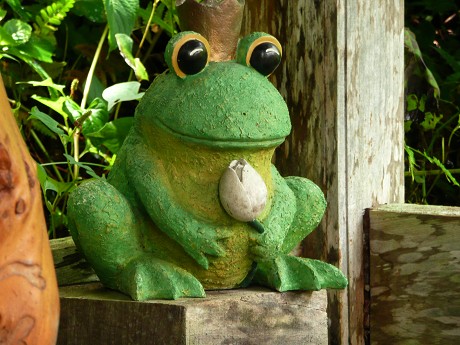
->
[
  {"left": 237, "top": 33, "right": 282, "bottom": 77},
  {"left": 165, "top": 32, "right": 210, "bottom": 78}
]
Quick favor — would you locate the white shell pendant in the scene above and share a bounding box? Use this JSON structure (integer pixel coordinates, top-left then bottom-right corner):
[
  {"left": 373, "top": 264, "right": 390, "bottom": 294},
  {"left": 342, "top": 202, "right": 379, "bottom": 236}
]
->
[{"left": 219, "top": 159, "right": 267, "bottom": 222}]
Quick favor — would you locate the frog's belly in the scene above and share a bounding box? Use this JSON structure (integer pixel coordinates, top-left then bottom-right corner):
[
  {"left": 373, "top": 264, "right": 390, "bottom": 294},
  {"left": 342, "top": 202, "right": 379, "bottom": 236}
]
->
[
  {"left": 193, "top": 228, "right": 253, "bottom": 290},
  {"left": 141, "top": 218, "right": 254, "bottom": 290}
]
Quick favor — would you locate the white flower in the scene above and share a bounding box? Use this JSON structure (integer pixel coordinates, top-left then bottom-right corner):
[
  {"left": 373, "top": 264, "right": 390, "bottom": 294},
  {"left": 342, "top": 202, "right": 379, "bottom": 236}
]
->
[{"left": 218, "top": 159, "right": 267, "bottom": 222}]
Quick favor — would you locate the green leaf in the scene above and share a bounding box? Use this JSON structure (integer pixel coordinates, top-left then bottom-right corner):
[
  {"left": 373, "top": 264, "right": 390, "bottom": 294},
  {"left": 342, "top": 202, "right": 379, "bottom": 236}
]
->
[
  {"left": 32, "top": 95, "right": 70, "bottom": 120},
  {"left": 37, "top": 164, "right": 75, "bottom": 195},
  {"left": 35, "top": 0, "right": 76, "bottom": 35},
  {"left": 420, "top": 112, "right": 443, "bottom": 131},
  {"left": 422, "top": 152, "right": 460, "bottom": 187},
  {"left": 28, "top": 107, "right": 64, "bottom": 135},
  {"left": 64, "top": 153, "right": 100, "bottom": 178},
  {"left": 24, "top": 78, "right": 66, "bottom": 94},
  {"left": 15, "top": 34, "right": 55, "bottom": 63},
  {"left": 115, "top": 33, "right": 149, "bottom": 81},
  {"left": 408, "top": 146, "right": 460, "bottom": 187},
  {"left": 404, "top": 27, "right": 441, "bottom": 99},
  {"left": 85, "top": 98, "right": 110, "bottom": 133},
  {"left": 404, "top": 120, "right": 413, "bottom": 133},
  {"left": 104, "top": 0, "right": 139, "bottom": 51},
  {"left": 0, "top": 26, "right": 16, "bottom": 46},
  {"left": 87, "top": 117, "right": 133, "bottom": 153},
  {"left": 102, "top": 81, "right": 144, "bottom": 111},
  {"left": 3, "top": 19, "right": 32, "bottom": 45},
  {"left": 5, "top": 0, "right": 32, "bottom": 21},
  {"left": 404, "top": 145, "right": 418, "bottom": 181},
  {"left": 65, "top": 98, "right": 109, "bottom": 134},
  {"left": 406, "top": 94, "right": 418, "bottom": 112},
  {"left": 138, "top": 2, "right": 178, "bottom": 37},
  {"left": 72, "top": 0, "right": 106, "bottom": 23}
]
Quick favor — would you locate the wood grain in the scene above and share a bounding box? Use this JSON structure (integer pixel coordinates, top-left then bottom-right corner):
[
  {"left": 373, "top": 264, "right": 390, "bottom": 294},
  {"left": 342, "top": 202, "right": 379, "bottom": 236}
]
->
[
  {"left": 51, "top": 236, "right": 99, "bottom": 286},
  {"left": 0, "top": 76, "right": 60, "bottom": 344},
  {"left": 243, "top": 1, "right": 404, "bottom": 344},
  {"left": 369, "top": 204, "right": 460, "bottom": 345},
  {"left": 58, "top": 283, "right": 328, "bottom": 345}
]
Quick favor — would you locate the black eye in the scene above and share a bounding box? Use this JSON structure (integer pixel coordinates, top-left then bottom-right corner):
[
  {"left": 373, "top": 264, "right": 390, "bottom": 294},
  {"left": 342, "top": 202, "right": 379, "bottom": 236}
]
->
[
  {"left": 176, "top": 39, "right": 208, "bottom": 76},
  {"left": 249, "top": 42, "right": 281, "bottom": 76}
]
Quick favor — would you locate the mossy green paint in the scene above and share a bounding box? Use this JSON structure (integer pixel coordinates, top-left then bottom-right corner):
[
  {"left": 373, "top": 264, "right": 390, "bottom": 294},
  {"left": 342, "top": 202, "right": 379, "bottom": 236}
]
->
[{"left": 67, "top": 31, "right": 347, "bottom": 300}]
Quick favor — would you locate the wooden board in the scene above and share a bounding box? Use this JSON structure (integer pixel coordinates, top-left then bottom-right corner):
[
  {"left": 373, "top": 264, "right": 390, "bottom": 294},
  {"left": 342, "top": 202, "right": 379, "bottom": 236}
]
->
[
  {"left": 50, "top": 237, "right": 98, "bottom": 286},
  {"left": 57, "top": 283, "right": 328, "bottom": 345},
  {"left": 369, "top": 204, "right": 460, "bottom": 344},
  {"left": 243, "top": 1, "right": 405, "bottom": 344}
]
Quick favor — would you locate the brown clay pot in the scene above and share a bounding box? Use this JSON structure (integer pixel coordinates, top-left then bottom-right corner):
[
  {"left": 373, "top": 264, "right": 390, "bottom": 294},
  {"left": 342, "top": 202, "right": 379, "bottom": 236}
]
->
[{"left": 0, "top": 76, "right": 59, "bottom": 344}]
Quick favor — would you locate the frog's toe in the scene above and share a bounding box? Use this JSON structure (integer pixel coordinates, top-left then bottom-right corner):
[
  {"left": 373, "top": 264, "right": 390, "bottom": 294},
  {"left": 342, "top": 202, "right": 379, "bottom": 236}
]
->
[
  {"left": 119, "top": 257, "right": 205, "bottom": 301},
  {"left": 254, "top": 255, "right": 347, "bottom": 291}
]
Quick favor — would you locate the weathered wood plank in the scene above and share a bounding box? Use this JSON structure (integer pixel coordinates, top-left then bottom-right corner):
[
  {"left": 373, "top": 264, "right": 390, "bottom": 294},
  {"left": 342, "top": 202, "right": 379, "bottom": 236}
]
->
[
  {"left": 50, "top": 237, "right": 98, "bottom": 286},
  {"left": 369, "top": 204, "right": 460, "bottom": 345},
  {"left": 58, "top": 283, "right": 328, "bottom": 345},
  {"left": 243, "top": 1, "right": 405, "bottom": 344}
]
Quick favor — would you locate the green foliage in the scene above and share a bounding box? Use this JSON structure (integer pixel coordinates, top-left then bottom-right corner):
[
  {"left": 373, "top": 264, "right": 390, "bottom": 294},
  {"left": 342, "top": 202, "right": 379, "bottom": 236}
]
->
[
  {"left": 1, "top": 0, "right": 180, "bottom": 237},
  {"left": 34, "top": 0, "right": 75, "bottom": 35},
  {"left": 104, "top": 0, "right": 139, "bottom": 51},
  {"left": 405, "top": 2, "right": 460, "bottom": 206}
]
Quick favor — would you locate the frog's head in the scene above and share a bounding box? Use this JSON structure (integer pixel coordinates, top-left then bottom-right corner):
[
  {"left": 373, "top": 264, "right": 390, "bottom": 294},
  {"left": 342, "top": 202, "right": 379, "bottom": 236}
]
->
[{"left": 135, "top": 31, "right": 291, "bottom": 149}]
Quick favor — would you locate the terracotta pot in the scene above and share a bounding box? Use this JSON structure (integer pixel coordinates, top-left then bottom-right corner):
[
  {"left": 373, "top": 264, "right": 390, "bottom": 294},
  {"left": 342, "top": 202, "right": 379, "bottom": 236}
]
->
[{"left": 0, "top": 76, "right": 59, "bottom": 344}]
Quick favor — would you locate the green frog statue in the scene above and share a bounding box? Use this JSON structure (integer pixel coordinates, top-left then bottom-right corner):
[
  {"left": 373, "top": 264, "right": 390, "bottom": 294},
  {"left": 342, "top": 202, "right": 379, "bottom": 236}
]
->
[{"left": 68, "top": 0, "right": 347, "bottom": 300}]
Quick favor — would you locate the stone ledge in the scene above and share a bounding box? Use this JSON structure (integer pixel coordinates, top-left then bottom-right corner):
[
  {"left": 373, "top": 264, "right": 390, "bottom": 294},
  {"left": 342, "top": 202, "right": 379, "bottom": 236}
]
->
[{"left": 58, "top": 283, "right": 328, "bottom": 345}]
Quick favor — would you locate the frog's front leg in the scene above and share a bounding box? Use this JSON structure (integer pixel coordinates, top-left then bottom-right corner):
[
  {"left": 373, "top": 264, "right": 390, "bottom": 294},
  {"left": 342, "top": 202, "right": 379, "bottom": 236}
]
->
[
  {"left": 252, "top": 168, "right": 347, "bottom": 290},
  {"left": 126, "top": 136, "right": 228, "bottom": 270},
  {"left": 68, "top": 179, "right": 205, "bottom": 300}
]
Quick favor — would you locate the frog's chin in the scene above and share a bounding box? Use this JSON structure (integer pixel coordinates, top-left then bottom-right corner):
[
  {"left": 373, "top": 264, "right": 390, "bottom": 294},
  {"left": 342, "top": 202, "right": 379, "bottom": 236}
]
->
[{"left": 156, "top": 121, "right": 286, "bottom": 149}]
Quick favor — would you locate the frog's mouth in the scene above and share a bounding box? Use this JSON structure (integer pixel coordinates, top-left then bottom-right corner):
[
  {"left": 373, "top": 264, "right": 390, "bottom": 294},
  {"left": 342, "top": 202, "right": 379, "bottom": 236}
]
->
[{"left": 156, "top": 121, "right": 287, "bottom": 149}]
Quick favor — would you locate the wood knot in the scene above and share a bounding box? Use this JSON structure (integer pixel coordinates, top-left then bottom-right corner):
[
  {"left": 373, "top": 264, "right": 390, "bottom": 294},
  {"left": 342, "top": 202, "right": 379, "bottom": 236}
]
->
[
  {"left": 15, "top": 198, "right": 26, "bottom": 215},
  {"left": 24, "top": 160, "right": 36, "bottom": 189},
  {"left": 0, "top": 143, "right": 13, "bottom": 193}
]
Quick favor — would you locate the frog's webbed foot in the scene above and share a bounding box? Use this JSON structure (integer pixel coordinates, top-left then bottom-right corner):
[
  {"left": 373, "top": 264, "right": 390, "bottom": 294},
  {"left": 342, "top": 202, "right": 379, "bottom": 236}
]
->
[
  {"left": 118, "top": 256, "right": 205, "bottom": 300},
  {"left": 253, "top": 255, "right": 347, "bottom": 291}
]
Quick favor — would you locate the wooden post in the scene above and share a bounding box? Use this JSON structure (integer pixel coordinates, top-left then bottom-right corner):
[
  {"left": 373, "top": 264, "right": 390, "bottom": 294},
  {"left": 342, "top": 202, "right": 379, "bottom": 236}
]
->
[
  {"left": 243, "top": 1, "right": 405, "bottom": 344},
  {"left": 368, "top": 204, "right": 460, "bottom": 344}
]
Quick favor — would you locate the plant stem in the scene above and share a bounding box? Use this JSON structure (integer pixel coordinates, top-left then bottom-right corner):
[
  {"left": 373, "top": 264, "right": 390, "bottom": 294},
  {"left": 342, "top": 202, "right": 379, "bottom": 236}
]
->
[
  {"left": 114, "top": 0, "right": 161, "bottom": 121},
  {"left": 74, "top": 25, "right": 109, "bottom": 178},
  {"left": 137, "top": 0, "right": 161, "bottom": 58},
  {"left": 81, "top": 25, "right": 109, "bottom": 109},
  {"left": 404, "top": 169, "right": 460, "bottom": 177},
  {"left": 30, "top": 129, "right": 65, "bottom": 182}
]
